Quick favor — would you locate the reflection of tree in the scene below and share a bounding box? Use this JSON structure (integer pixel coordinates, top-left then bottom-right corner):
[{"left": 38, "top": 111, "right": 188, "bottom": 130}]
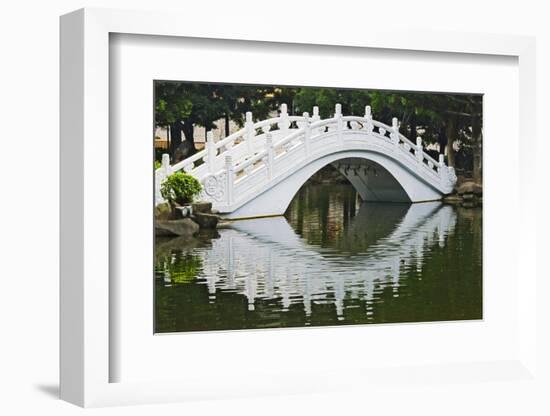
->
[
  {"left": 286, "top": 184, "right": 353, "bottom": 247},
  {"left": 155, "top": 250, "right": 203, "bottom": 285},
  {"left": 285, "top": 184, "right": 411, "bottom": 253}
]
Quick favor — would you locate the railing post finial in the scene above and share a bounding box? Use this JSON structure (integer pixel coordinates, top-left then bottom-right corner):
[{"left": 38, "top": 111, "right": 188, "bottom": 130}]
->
[
  {"left": 278, "top": 103, "right": 290, "bottom": 132},
  {"left": 415, "top": 136, "right": 423, "bottom": 163},
  {"left": 365, "top": 105, "right": 372, "bottom": 118},
  {"left": 364, "top": 105, "right": 373, "bottom": 133},
  {"left": 438, "top": 154, "right": 449, "bottom": 183},
  {"left": 244, "top": 111, "right": 254, "bottom": 155},
  {"left": 161, "top": 153, "right": 170, "bottom": 172},
  {"left": 335, "top": 103, "right": 343, "bottom": 142},
  {"left": 391, "top": 117, "right": 400, "bottom": 145},
  {"left": 311, "top": 106, "right": 321, "bottom": 136}
]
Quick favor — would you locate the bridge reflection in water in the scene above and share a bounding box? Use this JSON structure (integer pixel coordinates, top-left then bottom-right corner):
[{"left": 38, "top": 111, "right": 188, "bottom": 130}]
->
[{"left": 155, "top": 185, "right": 482, "bottom": 332}]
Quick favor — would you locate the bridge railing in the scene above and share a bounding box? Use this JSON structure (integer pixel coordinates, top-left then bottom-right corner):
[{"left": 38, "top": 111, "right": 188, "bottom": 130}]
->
[
  {"left": 155, "top": 103, "right": 456, "bottom": 206},
  {"left": 169, "top": 103, "right": 306, "bottom": 175}
]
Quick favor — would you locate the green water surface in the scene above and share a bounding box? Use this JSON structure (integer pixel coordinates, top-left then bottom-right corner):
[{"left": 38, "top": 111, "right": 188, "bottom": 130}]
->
[{"left": 155, "top": 184, "right": 482, "bottom": 333}]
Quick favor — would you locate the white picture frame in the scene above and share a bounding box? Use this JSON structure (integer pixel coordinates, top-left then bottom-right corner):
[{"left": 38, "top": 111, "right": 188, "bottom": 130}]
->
[{"left": 60, "top": 7, "right": 539, "bottom": 408}]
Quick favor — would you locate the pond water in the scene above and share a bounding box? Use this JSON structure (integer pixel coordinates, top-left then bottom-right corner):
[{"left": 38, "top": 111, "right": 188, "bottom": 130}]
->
[{"left": 155, "top": 184, "right": 482, "bottom": 333}]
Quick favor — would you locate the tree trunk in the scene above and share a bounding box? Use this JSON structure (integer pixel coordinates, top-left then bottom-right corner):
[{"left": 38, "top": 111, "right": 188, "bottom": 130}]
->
[
  {"left": 181, "top": 120, "right": 194, "bottom": 145},
  {"left": 166, "top": 125, "right": 170, "bottom": 155},
  {"left": 224, "top": 113, "right": 230, "bottom": 138},
  {"left": 445, "top": 117, "right": 456, "bottom": 168},
  {"left": 169, "top": 121, "right": 198, "bottom": 163},
  {"left": 180, "top": 120, "right": 197, "bottom": 160},
  {"left": 471, "top": 113, "right": 482, "bottom": 184},
  {"left": 169, "top": 123, "right": 182, "bottom": 161},
  {"left": 409, "top": 113, "right": 417, "bottom": 140}
]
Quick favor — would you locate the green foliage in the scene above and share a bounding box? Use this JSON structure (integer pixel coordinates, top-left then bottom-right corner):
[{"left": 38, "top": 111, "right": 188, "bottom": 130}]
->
[
  {"left": 160, "top": 172, "right": 202, "bottom": 205},
  {"left": 154, "top": 160, "right": 162, "bottom": 170},
  {"left": 155, "top": 82, "right": 280, "bottom": 132},
  {"left": 155, "top": 82, "right": 194, "bottom": 126},
  {"left": 158, "top": 252, "right": 203, "bottom": 285}
]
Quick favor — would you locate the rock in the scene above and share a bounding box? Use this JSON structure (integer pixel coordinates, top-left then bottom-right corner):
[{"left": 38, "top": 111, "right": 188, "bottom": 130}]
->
[
  {"left": 192, "top": 201, "right": 212, "bottom": 214},
  {"left": 192, "top": 212, "right": 219, "bottom": 229},
  {"left": 457, "top": 181, "right": 482, "bottom": 196},
  {"left": 155, "top": 202, "right": 173, "bottom": 221},
  {"left": 155, "top": 218, "right": 199, "bottom": 237}
]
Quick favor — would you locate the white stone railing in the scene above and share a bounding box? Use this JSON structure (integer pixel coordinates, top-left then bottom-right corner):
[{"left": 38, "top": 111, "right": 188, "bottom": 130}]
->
[{"left": 155, "top": 103, "right": 457, "bottom": 208}]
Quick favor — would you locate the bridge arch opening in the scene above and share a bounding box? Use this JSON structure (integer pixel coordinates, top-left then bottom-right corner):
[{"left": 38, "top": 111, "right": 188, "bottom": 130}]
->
[
  {"left": 283, "top": 155, "right": 412, "bottom": 211},
  {"left": 283, "top": 158, "right": 414, "bottom": 249},
  {"left": 330, "top": 157, "right": 412, "bottom": 203}
]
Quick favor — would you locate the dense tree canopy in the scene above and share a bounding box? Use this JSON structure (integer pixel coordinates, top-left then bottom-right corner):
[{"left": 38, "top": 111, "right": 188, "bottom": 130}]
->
[{"left": 154, "top": 81, "right": 482, "bottom": 178}]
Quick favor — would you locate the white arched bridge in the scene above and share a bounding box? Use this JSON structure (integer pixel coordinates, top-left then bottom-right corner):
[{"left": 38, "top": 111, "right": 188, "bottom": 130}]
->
[{"left": 155, "top": 103, "right": 457, "bottom": 219}]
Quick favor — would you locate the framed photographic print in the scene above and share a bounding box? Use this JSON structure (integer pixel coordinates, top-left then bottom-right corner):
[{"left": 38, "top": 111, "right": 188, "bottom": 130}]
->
[
  {"left": 152, "top": 80, "right": 480, "bottom": 334},
  {"left": 60, "top": 7, "right": 540, "bottom": 408}
]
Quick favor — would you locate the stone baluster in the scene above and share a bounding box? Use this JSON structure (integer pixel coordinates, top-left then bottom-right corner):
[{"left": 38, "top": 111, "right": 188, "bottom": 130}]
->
[
  {"left": 335, "top": 103, "right": 343, "bottom": 142},
  {"left": 415, "top": 137, "right": 424, "bottom": 163},
  {"left": 225, "top": 155, "right": 234, "bottom": 205},
  {"left": 311, "top": 106, "right": 321, "bottom": 136},
  {"left": 302, "top": 112, "right": 311, "bottom": 156},
  {"left": 364, "top": 105, "right": 374, "bottom": 133},
  {"left": 439, "top": 154, "right": 449, "bottom": 183},
  {"left": 265, "top": 133, "right": 274, "bottom": 181},
  {"left": 206, "top": 131, "right": 216, "bottom": 173},
  {"left": 277, "top": 103, "right": 290, "bottom": 133},
  {"left": 244, "top": 111, "right": 254, "bottom": 156},
  {"left": 391, "top": 117, "right": 400, "bottom": 145},
  {"left": 161, "top": 153, "right": 171, "bottom": 175},
  {"left": 415, "top": 136, "right": 424, "bottom": 163},
  {"left": 156, "top": 153, "right": 172, "bottom": 204}
]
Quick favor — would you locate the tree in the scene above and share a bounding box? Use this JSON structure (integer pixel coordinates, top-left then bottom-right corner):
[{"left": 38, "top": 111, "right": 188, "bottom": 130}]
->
[
  {"left": 154, "top": 81, "right": 193, "bottom": 161},
  {"left": 155, "top": 82, "right": 281, "bottom": 162}
]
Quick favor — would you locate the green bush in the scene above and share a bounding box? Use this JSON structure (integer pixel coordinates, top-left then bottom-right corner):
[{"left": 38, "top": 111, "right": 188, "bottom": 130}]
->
[
  {"left": 160, "top": 172, "right": 202, "bottom": 206},
  {"left": 154, "top": 160, "right": 162, "bottom": 170}
]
